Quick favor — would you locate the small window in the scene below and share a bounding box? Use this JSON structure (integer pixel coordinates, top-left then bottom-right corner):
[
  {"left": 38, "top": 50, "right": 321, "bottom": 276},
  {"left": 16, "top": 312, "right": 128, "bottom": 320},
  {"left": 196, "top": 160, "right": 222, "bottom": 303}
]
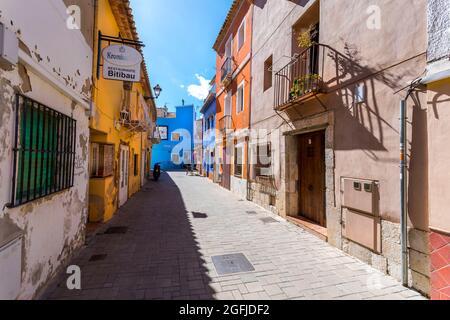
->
[
  {"left": 236, "top": 82, "right": 245, "bottom": 114},
  {"left": 172, "top": 132, "right": 180, "bottom": 141},
  {"left": 264, "top": 55, "right": 273, "bottom": 91},
  {"left": 134, "top": 154, "right": 139, "bottom": 176},
  {"left": 234, "top": 146, "right": 243, "bottom": 177},
  {"left": 238, "top": 18, "right": 246, "bottom": 50},
  {"left": 255, "top": 143, "right": 272, "bottom": 177},
  {"left": 159, "top": 126, "right": 168, "bottom": 140},
  {"left": 90, "top": 143, "right": 114, "bottom": 178},
  {"left": 11, "top": 94, "right": 76, "bottom": 207}
]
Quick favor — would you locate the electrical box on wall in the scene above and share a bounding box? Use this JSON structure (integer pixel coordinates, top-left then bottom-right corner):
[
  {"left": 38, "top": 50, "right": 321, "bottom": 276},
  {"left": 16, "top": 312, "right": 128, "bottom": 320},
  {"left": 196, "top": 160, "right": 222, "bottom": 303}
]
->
[
  {"left": 0, "top": 23, "right": 19, "bottom": 66},
  {"left": 341, "top": 178, "right": 381, "bottom": 253}
]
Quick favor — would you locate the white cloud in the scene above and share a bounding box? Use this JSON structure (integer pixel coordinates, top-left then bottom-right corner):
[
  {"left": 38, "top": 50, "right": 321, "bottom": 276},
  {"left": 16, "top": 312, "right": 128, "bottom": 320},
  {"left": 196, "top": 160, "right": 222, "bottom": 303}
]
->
[
  {"left": 180, "top": 84, "right": 185, "bottom": 89},
  {"left": 187, "top": 74, "right": 211, "bottom": 101}
]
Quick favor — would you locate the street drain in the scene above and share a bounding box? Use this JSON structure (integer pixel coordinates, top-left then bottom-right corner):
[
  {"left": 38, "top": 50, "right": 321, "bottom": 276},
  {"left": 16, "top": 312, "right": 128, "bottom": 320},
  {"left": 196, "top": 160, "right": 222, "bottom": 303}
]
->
[
  {"left": 260, "top": 217, "right": 278, "bottom": 224},
  {"left": 246, "top": 211, "right": 258, "bottom": 215},
  {"left": 89, "top": 254, "right": 107, "bottom": 262},
  {"left": 212, "top": 253, "right": 255, "bottom": 275},
  {"left": 104, "top": 226, "right": 128, "bottom": 234}
]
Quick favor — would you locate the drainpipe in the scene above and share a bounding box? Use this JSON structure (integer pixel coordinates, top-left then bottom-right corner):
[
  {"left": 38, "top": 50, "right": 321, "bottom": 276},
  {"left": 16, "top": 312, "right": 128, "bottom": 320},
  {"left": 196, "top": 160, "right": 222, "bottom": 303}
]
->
[
  {"left": 399, "top": 78, "right": 422, "bottom": 287},
  {"left": 246, "top": 2, "right": 255, "bottom": 201},
  {"left": 399, "top": 98, "right": 408, "bottom": 286}
]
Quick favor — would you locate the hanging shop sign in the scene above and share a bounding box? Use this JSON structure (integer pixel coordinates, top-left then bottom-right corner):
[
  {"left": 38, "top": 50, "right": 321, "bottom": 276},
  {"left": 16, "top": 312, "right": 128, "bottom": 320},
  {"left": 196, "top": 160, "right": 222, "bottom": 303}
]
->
[{"left": 102, "top": 44, "right": 143, "bottom": 82}]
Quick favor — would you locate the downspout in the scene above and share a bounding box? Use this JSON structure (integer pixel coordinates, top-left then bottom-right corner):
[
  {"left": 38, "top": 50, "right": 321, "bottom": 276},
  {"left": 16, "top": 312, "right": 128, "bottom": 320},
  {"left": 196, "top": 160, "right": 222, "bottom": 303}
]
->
[
  {"left": 399, "top": 78, "right": 422, "bottom": 286},
  {"left": 246, "top": 1, "right": 255, "bottom": 201},
  {"left": 399, "top": 98, "right": 408, "bottom": 287}
]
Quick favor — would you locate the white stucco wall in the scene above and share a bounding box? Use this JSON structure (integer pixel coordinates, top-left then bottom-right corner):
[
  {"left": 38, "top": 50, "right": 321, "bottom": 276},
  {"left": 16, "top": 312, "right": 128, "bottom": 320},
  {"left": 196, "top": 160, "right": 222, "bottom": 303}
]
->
[
  {"left": 0, "top": 0, "right": 92, "bottom": 299},
  {"left": 428, "top": 0, "right": 450, "bottom": 62}
]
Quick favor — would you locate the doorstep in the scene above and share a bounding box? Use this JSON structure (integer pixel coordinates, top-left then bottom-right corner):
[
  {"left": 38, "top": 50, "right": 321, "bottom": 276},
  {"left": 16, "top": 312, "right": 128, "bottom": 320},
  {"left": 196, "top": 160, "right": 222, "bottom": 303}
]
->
[{"left": 287, "top": 216, "right": 328, "bottom": 242}]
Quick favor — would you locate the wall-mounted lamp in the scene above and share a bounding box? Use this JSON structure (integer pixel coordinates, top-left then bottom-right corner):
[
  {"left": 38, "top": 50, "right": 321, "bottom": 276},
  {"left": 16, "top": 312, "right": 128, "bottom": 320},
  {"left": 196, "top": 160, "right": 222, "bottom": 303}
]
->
[{"left": 144, "top": 84, "right": 162, "bottom": 101}]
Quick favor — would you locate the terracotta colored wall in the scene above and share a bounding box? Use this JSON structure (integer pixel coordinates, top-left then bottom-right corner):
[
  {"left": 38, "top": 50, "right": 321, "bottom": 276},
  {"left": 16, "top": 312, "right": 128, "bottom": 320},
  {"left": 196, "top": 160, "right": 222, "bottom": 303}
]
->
[
  {"left": 215, "top": 1, "right": 252, "bottom": 132},
  {"left": 215, "top": 0, "right": 253, "bottom": 184},
  {"left": 430, "top": 231, "right": 450, "bottom": 300}
]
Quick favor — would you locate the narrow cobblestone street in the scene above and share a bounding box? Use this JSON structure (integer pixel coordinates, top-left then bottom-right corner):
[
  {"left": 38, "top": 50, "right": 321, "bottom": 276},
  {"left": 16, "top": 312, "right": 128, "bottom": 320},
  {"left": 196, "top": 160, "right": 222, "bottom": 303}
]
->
[{"left": 43, "top": 172, "right": 425, "bottom": 300}]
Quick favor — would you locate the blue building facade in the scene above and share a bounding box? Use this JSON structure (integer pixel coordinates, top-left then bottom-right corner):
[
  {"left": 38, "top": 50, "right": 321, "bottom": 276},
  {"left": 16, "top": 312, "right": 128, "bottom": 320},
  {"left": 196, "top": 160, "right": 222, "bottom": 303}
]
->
[
  {"left": 200, "top": 82, "right": 216, "bottom": 179},
  {"left": 151, "top": 105, "right": 195, "bottom": 171}
]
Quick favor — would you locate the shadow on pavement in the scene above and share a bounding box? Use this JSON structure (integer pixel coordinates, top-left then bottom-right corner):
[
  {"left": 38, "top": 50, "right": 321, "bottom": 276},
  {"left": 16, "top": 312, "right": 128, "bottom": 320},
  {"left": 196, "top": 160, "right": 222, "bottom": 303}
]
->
[{"left": 42, "top": 172, "right": 215, "bottom": 300}]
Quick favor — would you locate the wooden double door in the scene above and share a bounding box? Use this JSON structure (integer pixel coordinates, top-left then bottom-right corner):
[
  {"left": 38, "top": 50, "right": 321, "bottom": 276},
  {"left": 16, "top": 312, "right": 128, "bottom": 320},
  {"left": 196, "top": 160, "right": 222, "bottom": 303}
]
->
[{"left": 298, "top": 131, "right": 326, "bottom": 227}]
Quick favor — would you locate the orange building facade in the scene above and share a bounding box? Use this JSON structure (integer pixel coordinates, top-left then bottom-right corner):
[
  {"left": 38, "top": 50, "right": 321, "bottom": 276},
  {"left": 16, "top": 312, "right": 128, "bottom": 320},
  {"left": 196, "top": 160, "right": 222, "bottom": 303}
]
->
[{"left": 214, "top": 0, "right": 253, "bottom": 198}]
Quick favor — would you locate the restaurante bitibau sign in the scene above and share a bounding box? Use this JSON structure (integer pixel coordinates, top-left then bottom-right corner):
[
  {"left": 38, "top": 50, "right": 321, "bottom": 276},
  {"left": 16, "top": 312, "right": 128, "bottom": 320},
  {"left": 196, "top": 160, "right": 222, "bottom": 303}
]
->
[{"left": 102, "top": 45, "right": 143, "bottom": 82}]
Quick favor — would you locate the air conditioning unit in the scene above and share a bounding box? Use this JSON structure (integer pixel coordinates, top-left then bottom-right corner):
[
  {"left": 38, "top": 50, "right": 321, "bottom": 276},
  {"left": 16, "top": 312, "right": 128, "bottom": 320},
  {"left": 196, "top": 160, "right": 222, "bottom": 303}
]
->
[
  {"left": 0, "top": 23, "right": 19, "bottom": 66},
  {"left": 0, "top": 219, "right": 23, "bottom": 299}
]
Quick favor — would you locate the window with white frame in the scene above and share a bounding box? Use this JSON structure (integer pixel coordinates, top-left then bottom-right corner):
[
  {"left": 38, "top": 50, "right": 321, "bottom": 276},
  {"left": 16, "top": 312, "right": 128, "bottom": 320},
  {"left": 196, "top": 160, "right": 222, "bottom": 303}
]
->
[
  {"left": 238, "top": 18, "right": 246, "bottom": 50},
  {"left": 237, "top": 81, "right": 245, "bottom": 114}
]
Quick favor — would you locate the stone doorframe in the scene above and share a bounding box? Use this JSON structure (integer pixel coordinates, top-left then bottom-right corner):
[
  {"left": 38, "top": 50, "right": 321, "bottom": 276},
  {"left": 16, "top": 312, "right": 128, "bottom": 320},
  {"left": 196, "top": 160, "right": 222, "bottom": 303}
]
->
[{"left": 282, "top": 111, "right": 341, "bottom": 247}]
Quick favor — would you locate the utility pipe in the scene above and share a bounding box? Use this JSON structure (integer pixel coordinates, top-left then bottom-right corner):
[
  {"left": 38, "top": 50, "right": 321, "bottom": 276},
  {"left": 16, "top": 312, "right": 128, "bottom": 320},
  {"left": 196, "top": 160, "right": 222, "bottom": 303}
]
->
[
  {"left": 399, "top": 98, "right": 408, "bottom": 286},
  {"left": 399, "top": 79, "right": 422, "bottom": 287}
]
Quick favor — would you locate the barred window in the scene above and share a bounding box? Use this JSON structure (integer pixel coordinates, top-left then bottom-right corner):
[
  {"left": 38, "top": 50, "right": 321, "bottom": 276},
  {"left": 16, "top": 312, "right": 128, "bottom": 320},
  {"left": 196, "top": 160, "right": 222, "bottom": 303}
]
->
[{"left": 10, "top": 94, "right": 76, "bottom": 207}]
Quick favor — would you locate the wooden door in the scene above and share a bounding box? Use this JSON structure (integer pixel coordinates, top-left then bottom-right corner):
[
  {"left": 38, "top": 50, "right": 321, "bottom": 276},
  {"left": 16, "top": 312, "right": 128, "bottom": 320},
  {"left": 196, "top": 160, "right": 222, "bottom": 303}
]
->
[{"left": 298, "top": 131, "right": 326, "bottom": 226}]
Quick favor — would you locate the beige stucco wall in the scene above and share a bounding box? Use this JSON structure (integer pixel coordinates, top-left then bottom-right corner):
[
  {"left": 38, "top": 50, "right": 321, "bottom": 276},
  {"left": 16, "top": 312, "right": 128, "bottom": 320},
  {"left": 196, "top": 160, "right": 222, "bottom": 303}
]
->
[
  {"left": 0, "top": 0, "right": 93, "bottom": 299},
  {"left": 250, "top": 0, "right": 430, "bottom": 294},
  {"left": 427, "top": 79, "right": 450, "bottom": 234}
]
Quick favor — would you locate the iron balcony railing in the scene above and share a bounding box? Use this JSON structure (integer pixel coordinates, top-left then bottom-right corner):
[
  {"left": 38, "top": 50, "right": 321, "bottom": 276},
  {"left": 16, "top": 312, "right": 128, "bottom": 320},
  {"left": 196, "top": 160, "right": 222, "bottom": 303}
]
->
[
  {"left": 218, "top": 115, "right": 232, "bottom": 133},
  {"left": 274, "top": 44, "right": 325, "bottom": 110},
  {"left": 221, "top": 57, "right": 233, "bottom": 83}
]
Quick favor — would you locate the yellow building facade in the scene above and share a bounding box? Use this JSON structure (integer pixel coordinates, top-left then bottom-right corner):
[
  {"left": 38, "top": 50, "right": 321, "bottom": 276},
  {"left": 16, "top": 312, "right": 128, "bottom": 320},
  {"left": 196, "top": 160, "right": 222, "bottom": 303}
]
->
[{"left": 89, "top": 0, "right": 158, "bottom": 222}]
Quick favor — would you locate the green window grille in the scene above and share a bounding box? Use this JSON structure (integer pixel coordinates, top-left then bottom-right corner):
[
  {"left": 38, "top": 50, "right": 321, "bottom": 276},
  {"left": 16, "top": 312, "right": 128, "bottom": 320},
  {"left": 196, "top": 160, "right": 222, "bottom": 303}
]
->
[{"left": 9, "top": 94, "right": 76, "bottom": 207}]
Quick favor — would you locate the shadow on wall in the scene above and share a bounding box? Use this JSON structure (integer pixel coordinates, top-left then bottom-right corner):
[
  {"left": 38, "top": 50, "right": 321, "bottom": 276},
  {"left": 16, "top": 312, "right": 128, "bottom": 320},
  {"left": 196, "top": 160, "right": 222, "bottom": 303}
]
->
[
  {"left": 286, "top": 42, "right": 424, "bottom": 159},
  {"left": 43, "top": 172, "right": 215, "bottom": 300},
  {"left": 282, "top": 42, "right": 429, "bottom": 231}
]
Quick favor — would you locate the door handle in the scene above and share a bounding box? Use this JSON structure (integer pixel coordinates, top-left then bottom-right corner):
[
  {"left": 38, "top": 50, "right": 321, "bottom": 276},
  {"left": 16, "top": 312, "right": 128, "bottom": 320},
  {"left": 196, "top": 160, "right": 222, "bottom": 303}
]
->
[{"left": 308, "top": 184, "right": 314, "bottom": 191}]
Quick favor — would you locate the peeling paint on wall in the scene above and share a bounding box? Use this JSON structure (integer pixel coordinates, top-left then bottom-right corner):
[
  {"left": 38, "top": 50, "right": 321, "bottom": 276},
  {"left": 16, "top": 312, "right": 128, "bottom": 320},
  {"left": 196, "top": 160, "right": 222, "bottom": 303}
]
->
[
  {"left": 17, "top": 64, "right": 32, "bottom": 93},
  {"left": 0, "top": 0, "right": 93, "bottom": 299}
]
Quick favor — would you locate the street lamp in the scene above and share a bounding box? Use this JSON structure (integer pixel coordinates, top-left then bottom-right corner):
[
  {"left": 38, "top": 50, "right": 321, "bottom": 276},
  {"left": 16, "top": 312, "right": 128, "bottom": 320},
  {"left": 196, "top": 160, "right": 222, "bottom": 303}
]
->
[{"left": 153, "top": 84, "right": 162, "bottom": 99}]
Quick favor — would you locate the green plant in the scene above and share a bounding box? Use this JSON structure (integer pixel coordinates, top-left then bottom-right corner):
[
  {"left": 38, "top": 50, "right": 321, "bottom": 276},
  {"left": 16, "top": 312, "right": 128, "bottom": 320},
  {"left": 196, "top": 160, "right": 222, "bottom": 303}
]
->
[
  {"left": 297, "top": 25, "right": 317, "bottom": 48},
  {"left": 289, "top": 74, "right": 321, "bottom": 100}
]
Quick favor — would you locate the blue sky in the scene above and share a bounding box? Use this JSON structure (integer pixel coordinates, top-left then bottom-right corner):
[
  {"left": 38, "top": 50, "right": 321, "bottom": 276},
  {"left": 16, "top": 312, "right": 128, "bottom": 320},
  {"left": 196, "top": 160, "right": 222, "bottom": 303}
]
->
[{"left": 130, "top": 0, "right": 232, "bottom": 112}]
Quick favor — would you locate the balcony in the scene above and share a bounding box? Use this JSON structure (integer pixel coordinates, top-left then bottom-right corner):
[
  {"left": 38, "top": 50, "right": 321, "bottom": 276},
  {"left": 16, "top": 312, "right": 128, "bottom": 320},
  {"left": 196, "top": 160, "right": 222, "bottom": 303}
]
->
[
  {"left": 274, "top": 44, "right": 325, "bottom": 111},
  {"left": 118, "top": 110, "right": 148, "bottom": 133},
  {"left": 221, "top": 58, "right": 233, "bottom": 86},
  {"left": 218, "top": 115, "right": 232, "bottom": 134}
]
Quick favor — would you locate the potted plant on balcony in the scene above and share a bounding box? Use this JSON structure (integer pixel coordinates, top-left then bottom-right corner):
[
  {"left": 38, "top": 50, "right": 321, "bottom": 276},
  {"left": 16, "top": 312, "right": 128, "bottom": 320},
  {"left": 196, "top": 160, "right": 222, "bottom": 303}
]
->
[{"left": 289, "top": 74, "right": 322, "bottom": 101}]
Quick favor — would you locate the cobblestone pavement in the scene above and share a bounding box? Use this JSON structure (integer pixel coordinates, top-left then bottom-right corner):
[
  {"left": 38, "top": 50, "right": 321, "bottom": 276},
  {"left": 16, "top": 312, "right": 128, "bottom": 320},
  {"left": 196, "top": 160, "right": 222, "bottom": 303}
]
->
[{"left": 43, "top": 172, "right": 425, "bottom": 300}]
